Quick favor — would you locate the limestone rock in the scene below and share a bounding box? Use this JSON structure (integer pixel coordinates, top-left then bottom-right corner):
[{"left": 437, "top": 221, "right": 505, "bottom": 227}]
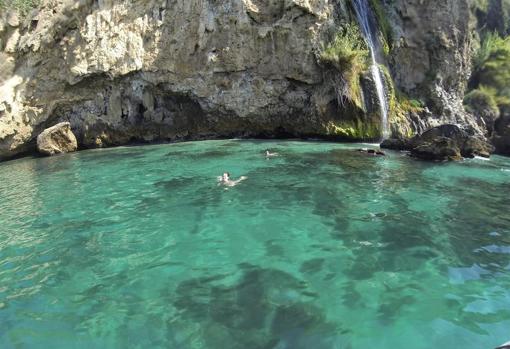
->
[
  {"left": 0, "top": 0, "right": 497, "bottom": 160},
  {"left": 4, "top": 29, "right": 20, "bottom": 53},
  {"left": 37, "top": 122, "right": 78, "bottom": 156},
  {"left": 6, "top": 11, "right": 20, "bottom": 28},
  {"left": 386, "top": 0, "right": 475, "bottom": 129}
]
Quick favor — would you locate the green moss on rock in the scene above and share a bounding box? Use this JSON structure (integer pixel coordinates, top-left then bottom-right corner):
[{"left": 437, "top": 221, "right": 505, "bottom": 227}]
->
[
  {"left": 325, "top": 120, "right": 381, "bottom": 140},
  {"left": 367, "top": 0, "right": 393, "bottom": 53},
  {"left": 380, "top": 65, "right": 423, "bottom": 138},
  {"left": 320, "top": 24, "right": 369, "bottom": 109}
]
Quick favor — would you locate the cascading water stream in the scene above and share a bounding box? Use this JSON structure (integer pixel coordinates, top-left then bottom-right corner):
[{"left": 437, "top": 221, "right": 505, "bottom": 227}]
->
[{"left": 352, "top": 0, "right": 390, "bottom": 139}]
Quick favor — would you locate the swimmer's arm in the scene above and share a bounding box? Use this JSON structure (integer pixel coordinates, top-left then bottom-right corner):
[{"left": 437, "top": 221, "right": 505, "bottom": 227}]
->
[{"left": 234, "top": 176, "right": 248, "bottom": 183}]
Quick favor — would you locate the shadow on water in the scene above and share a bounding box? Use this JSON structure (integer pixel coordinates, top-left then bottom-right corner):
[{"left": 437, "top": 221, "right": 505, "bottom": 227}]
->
[
  {"left": 172, "top": 266, "right": 350, "bottom": 348},
  {"left": 79, "top": 148, "right": 148, "bottom": 163},
  {"left": 154, "top": 177, "right": 197, "bottom": 191},
  {"left": 165, "top": 149, "right": 232, "bottom": 159},
  {"left": 265, "top": 240, "right": 285, "bottom": 258},
  {"left": 300, "top": 258, "right": 325, "bottom": 274},
  {"left": 444, "top": 177, "right": 510, "bottom": 271}
]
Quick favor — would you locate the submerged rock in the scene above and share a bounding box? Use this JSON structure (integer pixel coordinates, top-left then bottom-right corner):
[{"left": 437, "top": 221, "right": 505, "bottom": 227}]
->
[
  {"left": 357, "top": 148, "right": 386, "bottom": 156},
  {"left": 37, "top": 122, "right": 78, "bottom": 156}
]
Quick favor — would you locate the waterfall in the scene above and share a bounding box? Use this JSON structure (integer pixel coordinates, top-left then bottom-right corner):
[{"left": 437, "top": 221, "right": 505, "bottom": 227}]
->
[{"left": 352, "top": 0, "right": 390, "bottom": 139}]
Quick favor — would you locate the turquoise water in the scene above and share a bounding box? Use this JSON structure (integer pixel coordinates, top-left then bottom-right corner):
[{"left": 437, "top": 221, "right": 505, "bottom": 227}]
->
[{"left": 0, "top": 140, "right": 509, "bottom": 349}]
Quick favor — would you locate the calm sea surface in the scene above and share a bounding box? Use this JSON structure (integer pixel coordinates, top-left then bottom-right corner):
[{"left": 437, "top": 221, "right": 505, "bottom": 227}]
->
[{"left": 0, "top": 140, "right": 509, "bottom": 348}]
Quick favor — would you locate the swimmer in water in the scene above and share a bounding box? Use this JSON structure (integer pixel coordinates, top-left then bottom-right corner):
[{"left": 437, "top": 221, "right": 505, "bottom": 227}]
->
[
  {"left": 218, "top": 172, "right": 247, "bottom": 187},
  {"left": 265, "top": 150, "right": 279, "bottom": 158}
]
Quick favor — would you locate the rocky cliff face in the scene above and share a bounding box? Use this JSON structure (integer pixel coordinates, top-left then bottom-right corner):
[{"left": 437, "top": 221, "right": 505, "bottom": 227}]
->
[
  {"left": 0, "top": 0, "right": 492, "bottom": 160},
  {"left": 385, "top": 0, "right": 474, "bottom": 125}
]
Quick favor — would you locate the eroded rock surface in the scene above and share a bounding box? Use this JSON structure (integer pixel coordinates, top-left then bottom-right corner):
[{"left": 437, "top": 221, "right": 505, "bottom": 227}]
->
[
  {"left": 386, "top": 0, "right": 473, "bottom": 125},
  {"left": 0, "top": 0, "right": 500, "bottom": 160},
  {"left": 0, "top": 0, "right": 339, "bottom": 159},
  {"left": 37, "top": 122, "right": 78, "bottom": 156}
]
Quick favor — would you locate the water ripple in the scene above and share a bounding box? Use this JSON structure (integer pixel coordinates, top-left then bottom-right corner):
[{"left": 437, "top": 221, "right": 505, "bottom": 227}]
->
[{"left": 0, "top": 141, "right": 508, "bottom": 349}]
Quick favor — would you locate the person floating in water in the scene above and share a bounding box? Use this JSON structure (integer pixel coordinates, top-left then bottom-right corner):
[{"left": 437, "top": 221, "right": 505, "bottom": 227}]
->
[
  {"left": 265, "top": 150, "right": 279, "bottom": 158},
  {"left": 357, "top": 148, "right": 386, "bottom": 156},
  {"left": 218, "top": 172, "right": 247, "bottom": 187}
]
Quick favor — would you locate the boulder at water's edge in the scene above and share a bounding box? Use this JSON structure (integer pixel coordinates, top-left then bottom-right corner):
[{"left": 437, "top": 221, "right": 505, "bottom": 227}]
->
[
  {"left": 37, "top": 122, "right": 78, "bottom": 156},
  {"left": 381, "top": 124, "right": 494, "bottom": 161}
]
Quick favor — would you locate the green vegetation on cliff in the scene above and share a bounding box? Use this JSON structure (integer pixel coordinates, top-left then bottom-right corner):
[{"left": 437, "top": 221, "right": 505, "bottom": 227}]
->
[
  {"left": 320, "top": 24, "right": 368, "bottom": 72},
  {"left": 466, "top": 32, "right": 510, "bottom": 114},
  {"left": 0, "top": 0, "right": 39, "bottom": 13},
  {"left": 473, "top": 0, "right": 510, "bottom": 35},
  {"left": 367, "top": 0, "right": 393, "bottom": 54},
  {"left": 320, "top": 16, "right": 419, "bottom": 139},
  {"left": 326, "top": 120, "right": 381, "bottom": 140},
  {"left": 320, "top": 24, "right": 369, "bottom": 108},
  {"left": 472, "top": 32, "right": 510, "bottom": 94},
  {"left": 379, "top": 64, "right": 422, "bottom": 138}
]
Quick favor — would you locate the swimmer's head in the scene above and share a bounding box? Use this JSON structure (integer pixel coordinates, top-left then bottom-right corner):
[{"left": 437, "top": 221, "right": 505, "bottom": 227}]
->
[{"left": 222, "top": 172, "right": 230, "bottom": 181}]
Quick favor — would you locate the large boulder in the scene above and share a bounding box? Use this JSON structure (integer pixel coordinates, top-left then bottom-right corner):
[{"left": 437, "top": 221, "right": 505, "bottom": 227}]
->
[
  {"left": 410, "top": 125, "right": 494, "bottom": 160},
  {"left": 411, "top": 137, "right": 463, "bottom": 161},
  {"left": 380, "top": 138, "right": 413, "bottom": 151},
  {"left": 381, "top": 124, "right": 494, "bottom": 161},
  {"left": 37, "top": 122, "right": 78, "bottom": 156}
]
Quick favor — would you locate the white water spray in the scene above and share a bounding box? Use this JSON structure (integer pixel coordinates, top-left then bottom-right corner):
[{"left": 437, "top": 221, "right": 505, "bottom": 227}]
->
[{"left": 352, "top": 0, "right": 390, "bottom": 139}]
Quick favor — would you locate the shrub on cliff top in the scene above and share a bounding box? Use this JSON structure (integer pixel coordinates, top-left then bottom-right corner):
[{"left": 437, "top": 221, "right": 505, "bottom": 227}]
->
[
  {"left": 474, "top": 32, "right": 509, "bottom": 71},
  {"left": 472, "top": 32, "right": 510, "bottom": 91}
]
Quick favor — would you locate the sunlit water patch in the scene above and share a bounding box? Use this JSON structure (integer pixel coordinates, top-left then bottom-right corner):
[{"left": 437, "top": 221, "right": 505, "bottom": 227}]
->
[{"left": 0, "top": 140, "right": 509, "bottom": 348}]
